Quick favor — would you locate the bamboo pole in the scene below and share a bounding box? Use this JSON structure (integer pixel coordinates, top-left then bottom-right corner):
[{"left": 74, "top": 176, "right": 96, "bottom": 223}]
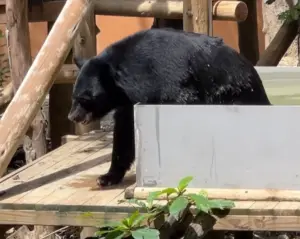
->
[{"left": 0, "top": 0, "right": 94, "bottom": 177}]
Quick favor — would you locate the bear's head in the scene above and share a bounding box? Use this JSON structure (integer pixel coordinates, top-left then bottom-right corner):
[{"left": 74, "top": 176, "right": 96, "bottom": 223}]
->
[{"left": 68, "top": 57, "right": 116, "bottom": 125}]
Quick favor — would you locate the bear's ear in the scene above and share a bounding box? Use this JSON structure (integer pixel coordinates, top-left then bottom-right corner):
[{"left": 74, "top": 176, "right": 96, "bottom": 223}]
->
[{"left": 73, "top": 57, "right": 87, "bottom": 69}]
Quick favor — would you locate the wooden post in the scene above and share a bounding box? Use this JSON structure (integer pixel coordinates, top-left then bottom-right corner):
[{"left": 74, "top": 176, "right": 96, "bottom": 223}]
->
[
  {"left": 6, "top": 0, "right": 47, "bottom": 162},
  {"left": 73, "top": 6, "right": 100, "bottom": 135},
  {"left": 6, "top": 0, "right": 50, "bottom": 237},
  {"left": 183, "top": 0, "right": 212, "bottom": 34},
  {"left": 0, "top": 0, "right": 94, "bottom": 177},
  {"left": 237, "top": 0, "right": 260, "bottom": 64}
]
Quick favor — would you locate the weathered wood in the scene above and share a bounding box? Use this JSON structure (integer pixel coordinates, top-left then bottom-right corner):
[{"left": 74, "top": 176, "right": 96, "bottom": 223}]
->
[
  {"left": 0, "top": 0, "right": 249, "bottom": 23},
  {"left": 127, "top": 187, "right": 300, "bottom": 202},
  {"left": 256, "top": 19, "right": 298, "bottom": 66},
  {"left": 183, "top": 0, "right": 212, "bottom": 34},
  {"left": 0, "top": 0, "right": 94, "bottom": 177},
  {"left": 6, "top": 0, "right": 47, "bottom": 164},
  {"left": 212, "top": 0, "right": 248, "bottom": 22},
  {"left": 1, "top": 132, "right": 300, "bottom": 231},
  {"left": 73, "top": 7, "right": 100, "bottom": 135},
  {"left": 237, "top": 0, "right": 260, "bottom": 64},
  {"left": 6, "top": 1, "right": 49, "bottom": 237},
  {"left": 6, "top": 0, "right": 31, "bottom": 93}
]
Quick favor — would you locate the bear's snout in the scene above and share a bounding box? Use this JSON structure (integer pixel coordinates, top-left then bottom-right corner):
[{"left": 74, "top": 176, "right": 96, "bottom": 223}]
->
[{"left": 68, "top": 104, "right": 93, "bottom": 125}]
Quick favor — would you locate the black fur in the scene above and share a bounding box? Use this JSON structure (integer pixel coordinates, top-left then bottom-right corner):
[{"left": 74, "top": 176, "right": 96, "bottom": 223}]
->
[{"left": 68, "top": 28, "right": 271, "bottom": 186}]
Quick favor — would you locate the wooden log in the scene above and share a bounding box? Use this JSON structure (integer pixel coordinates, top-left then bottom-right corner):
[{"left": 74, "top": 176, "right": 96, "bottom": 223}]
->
[
  {"left": 256, "top": 19, "right": 298, "bottom": 66},
  {"left": 125, "top": 187, "right": 300, "bottom": 201},
  {"left": 6, "top": 1, "right": 50, "bottom": 237},
  {"left": 0, "top": 0, "right": 249, "bottom": 23},
  {"left": 6, "top": 0, "right": 47, "bottom": 163},
  {"left": 73, "top": 6, "right": 100, "bottom": 136},
  {"left": 0, "top": 0, "right": 93, "bottom": 177},
  {"left": 6, "top": 0, "right": 31, "bottom": 93},
  {"left": 183, "top": 0, "right": 212, "bottom": 34},
  {"left": 212, "top": 0, "right": 248, "bottom": 22}
]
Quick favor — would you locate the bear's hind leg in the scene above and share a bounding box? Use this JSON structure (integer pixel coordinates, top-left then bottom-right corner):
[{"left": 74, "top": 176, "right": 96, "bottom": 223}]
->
[{"left": 97, "top": 105, "right": 135, "bottom": 186}]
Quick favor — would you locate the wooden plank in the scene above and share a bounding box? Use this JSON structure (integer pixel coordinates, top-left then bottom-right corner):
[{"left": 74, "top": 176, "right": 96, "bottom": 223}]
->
[
  {"left": 0, "top": 0, "right": 248, "bottom": 23},
  {"left": 0, "top": 132, "right": 112, "bottom": 204},
  {"left": 0, "top": 131, "right": 105, "bottom": 184},
  {"left": 2, "top": 207, "right": 300, "bottom": 230},
  {"left": 273, "top": 201, "right": 300, "bottom": 216},
  {"left": 0, "top": 0, "right": 94, "bottom": 177},
  {"left": 248, "top": 201, "right": 279, "bottom": 215}
]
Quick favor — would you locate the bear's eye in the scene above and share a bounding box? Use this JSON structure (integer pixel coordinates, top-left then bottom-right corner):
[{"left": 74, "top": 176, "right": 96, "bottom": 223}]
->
[{"left": 78, "top": 98, "right": 89, "bottom": 105}]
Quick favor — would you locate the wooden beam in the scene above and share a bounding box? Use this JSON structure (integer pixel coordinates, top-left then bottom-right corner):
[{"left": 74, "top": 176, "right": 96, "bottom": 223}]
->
[
  {"left": 6, "top": 0, "right": 32, "bottom": 92},
  {"left": 213, "top": 0, "right": 248, "bottom": 22},
  {"left": 6, "top": 0, "right": 48, "bottom": 165},
  {"left": 0, "top": 0, "right": 248, "bottom": 23},
  {"left": 95, "top": 0, "right": 246, "bottom": 22},
  {"left": 55, "top": 64, "right": 78, "bottom": 84},
  {"left": 183, "top": 0, "right": 212, "bottom": 34},
  {"left": 0, "top": 0, "right": 93, "bottom": 177},
  {"left": 256, "top": 19, "right": 298, "bottom": 66}
]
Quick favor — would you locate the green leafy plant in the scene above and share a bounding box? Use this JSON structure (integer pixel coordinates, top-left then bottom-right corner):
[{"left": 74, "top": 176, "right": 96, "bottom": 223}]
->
[
  {"left": 87, "top": 176, "right": 235, "bottom": 239},
  {"left": 278, "top": 3, "right": 300, "bottom": 22}
]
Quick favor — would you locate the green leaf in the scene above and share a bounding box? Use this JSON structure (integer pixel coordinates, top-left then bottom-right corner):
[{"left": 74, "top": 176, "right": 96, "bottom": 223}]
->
[
  {"left": 177, "top": 176, "right": 193, "bottom": 192},
  {"left": 198, "top": 189, "right": 208, "bottom": 197},
  {"left": 128, "top": 211, "right": 140, "bottom": 225},
  {"left": 131, "top": 228, "right": 160, "bottom": 239},
  {"left": 121, "top": 217, "right": 131, "bottom": 228},
  {"left": 208, "top": 199, "right": 235, "bottom": 210},
  {"left": 132, "top": 214, "right": 148, "bottom": 227},
  {"left": 189, "top": 194, "right": 210, "bottom": 213},
  {"left": 160, "top": 187, "right": 178, "bottom": 196},
  {"left": 147, "top": 191, "right": 163, "bottom": 205},
  {"left": 290, "top": 8, "right": 299, "bottom": 20},
  {"left": 105, "top": 230, "right": 126, "bottom": 239},
  {"left": 169, "top": 196, "right": 189, "bottom": 219}
]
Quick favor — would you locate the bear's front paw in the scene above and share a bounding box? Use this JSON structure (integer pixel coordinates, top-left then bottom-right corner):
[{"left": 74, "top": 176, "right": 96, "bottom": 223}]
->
[{"left": 97, "top": 172, "right": 124, "bottom": 187}]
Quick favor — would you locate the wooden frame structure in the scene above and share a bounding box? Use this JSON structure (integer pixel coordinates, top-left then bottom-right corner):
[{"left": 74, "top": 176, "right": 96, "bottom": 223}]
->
[
  {"left": 2, "top": 0, "right": 293, "bottom": 237},
  {"left": 0, "top": 0, "right": 249, "bottom": 181}
]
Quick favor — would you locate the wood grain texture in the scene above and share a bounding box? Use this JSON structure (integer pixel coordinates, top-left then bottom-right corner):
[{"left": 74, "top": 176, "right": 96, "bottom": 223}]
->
[
  {"left": 0, "top": 0, "right": 249, "bottom": 23},
  {"left": 0, "top": 131, "right": 300, "bottom": 231},
  {"left": 0, "top": 0, "right": 94, "bottom": 177}
]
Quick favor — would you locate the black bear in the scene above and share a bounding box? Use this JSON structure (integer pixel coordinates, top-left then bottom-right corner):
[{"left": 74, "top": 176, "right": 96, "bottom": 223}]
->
[{"left": 68, "top": 28, "right": 271, "bottom": 187}]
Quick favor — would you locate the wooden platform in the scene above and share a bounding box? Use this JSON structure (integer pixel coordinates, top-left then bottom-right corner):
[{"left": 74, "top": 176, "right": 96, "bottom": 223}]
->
[{"left": 1, "top": 131, "right": 300, "bottom": 231}]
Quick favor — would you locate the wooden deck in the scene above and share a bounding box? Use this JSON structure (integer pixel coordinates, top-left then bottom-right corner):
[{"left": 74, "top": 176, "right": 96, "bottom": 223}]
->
[{"left": 1, "top": 131, "right": 300, "bottom": 231}]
